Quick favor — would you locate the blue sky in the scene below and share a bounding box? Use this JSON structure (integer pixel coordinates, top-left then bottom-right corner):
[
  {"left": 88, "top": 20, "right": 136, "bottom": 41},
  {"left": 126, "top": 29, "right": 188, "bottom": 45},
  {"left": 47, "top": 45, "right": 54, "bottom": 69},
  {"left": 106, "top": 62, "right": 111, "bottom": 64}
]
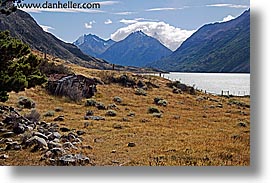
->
[{"left": 18, "top": 0, "right": 250, "bottom": 50}]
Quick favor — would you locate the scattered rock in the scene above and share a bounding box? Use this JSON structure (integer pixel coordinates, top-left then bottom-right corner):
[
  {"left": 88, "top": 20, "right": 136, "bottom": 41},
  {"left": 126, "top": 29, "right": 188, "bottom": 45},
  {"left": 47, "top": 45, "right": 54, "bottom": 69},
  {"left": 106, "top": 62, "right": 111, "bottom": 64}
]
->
[
  {"left": 106, "top": 110, "right": 117, "bottom": 117},
  {"left": 1, "top": 132, "right": 16, "bottom": 138},
  {"left": 148, "top": 107, "right": 160, "bottom": 114},
  {"left": 48, "top": 132, "right": 61, "bottom": 141},
  {"left": 54, "top": 107, "right": 64, "bottom": 112},
  {"left": 127, "top": 142, "right": 136, "bottom": 147},
  {"left": 107, "top": 103, "right": 118, "bottom": 110},
  {"left": 113, "top": 96, "right": 123, "bottom": 104},
  {"left": 5, "top": 142, "right": 22, "bottom": 151},
  {"left": 86, "top": 110, "right": 94, "bottom": 116},
  {"left": 0, "top": 154, "right": 9, "bottom": 159},
  {"left": 26, "top": 136, "right": 48, "bottom": 149},
  {"left": 111, "top": 150, "right": 116, "bottom": 153},
  {"left": 47, "top": 141, "right": 62, "bottom": 149},
  {"left": 152, "top": 113, "right": 163, "bottom": 118},
  {"left": 96, "top": 102, "right": 106, "bottom": 110},
  {"left": 58, "top": 154, "right": 90, "bottom": 166},
  {"left": 135, "top": 88, "right": 147, "bottom": 96},
  {"left": 84, "top": 116, "right": 105, "bottom": 121},
  {"left": 60, "top": 127, "right": 71, "bottom": 132},
  {"left": 85, "top": 99, "right": 97, "bottom": 107},
  {"left": 172, "top": 87, "right": 182, "bottom": 94},
  {"left": 173, "top": 115, "right": 181, "bottom": 119},
  {"left": 82, "top": 145, "right": 93, "bottom": 149},
  {"left": 237, "top": 122, "right": 247, "bottom": 128},
  {"left": 127, "top": 112, "right": 135, "bottom": 117},
  {"left": 63, "top": 142, "right": 77, "bottom": 150},
  {"left": 154, "top": 97, "right": 168, "bottom": 107},
  {"left": 13, "top": 124, "right": 26, "bottom": 134},
  {"left": 54, "top": 115, "right": 65, "bottom": 121},
  {"left": 44, "top": 110, "right": 55, "bottom": 117},
  {"left": 33, "top": 132, "right": 48, "bottom": 140},
  {"left": 76, "top": 130, "right": 85, "bottom": 136},
  {"left": 122, "top": 117, "right": 130, "bottom": 122},
  {"left": 113, "top": 123, "right": 122, "bottom": 129},
  {"left": 140, "top": 119, "right": 150, "bottom": 123}
]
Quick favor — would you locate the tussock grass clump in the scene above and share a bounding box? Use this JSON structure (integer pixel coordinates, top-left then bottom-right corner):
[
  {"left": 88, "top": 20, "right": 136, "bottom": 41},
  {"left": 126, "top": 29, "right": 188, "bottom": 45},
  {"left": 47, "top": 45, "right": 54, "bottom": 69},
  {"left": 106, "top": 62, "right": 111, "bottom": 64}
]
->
[
  {"left": 25, "top": 109, "right": 40, "bottom": 122},
  {"left": 228, "top": 99, "right": 250, "bottom": 108},
  {"left": 43, "top": 110, "right": 55, "bottom": 117},
  {"left": 18, "top": 96, "right": 36, "bottom": 109},
  {"left": 54, "top": 107, "right": 64, "bottom": 112},
  {"left": 135, "top": 88, "right": 147, "bottom": 96}
]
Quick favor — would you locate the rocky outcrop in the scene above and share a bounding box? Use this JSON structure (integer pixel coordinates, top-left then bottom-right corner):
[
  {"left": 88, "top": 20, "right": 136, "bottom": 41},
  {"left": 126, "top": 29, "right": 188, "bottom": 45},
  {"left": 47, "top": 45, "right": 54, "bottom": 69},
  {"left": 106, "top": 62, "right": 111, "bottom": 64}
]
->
[
  {"left": 0, "top": 105, "right": 91, "bottom": 166},
  {"left": 46, "top": 74, "right": 101, "bottom": 101}
]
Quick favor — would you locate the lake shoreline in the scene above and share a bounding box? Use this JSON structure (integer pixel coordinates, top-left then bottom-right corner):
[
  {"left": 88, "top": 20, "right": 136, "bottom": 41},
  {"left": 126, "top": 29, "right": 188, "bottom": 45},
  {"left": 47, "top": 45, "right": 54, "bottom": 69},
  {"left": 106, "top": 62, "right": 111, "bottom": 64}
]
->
[{"left": 140, "top": 72, "right": 250, "bottom": 97}]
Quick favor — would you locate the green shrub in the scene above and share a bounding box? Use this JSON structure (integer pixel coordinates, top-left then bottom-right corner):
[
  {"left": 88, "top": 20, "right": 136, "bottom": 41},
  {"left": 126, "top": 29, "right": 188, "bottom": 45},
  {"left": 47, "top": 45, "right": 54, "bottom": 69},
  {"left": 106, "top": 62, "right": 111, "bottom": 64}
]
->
[{"left": 0, "top": 31, "right": 46, "bottom": 102}]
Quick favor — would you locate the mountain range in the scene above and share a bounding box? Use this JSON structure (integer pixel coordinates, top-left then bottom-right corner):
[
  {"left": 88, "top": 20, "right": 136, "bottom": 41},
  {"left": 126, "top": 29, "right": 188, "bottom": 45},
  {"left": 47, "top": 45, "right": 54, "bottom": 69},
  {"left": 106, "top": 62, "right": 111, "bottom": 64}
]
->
[
  {"left": 73, "top": 34, "right": 115, "bottom": 57},
  {"left": 0, "top": 10, "right": 114, "bottom": 69},
  {"left": 99, "top": 31, "right": 172, "bottom": 67},
  {"left": 1, "top": 9, "right": 250, "bottom": 73},
  {"left": 148, "top": 9, "right": 250, "bottom": 73}
]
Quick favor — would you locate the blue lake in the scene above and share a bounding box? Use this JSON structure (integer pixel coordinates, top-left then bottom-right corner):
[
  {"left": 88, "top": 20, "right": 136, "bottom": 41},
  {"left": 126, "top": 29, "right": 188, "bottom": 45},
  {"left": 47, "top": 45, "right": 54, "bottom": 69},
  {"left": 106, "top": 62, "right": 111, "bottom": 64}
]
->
[{"left": 147, "top": 72, "right": 250, "bottom": 96}]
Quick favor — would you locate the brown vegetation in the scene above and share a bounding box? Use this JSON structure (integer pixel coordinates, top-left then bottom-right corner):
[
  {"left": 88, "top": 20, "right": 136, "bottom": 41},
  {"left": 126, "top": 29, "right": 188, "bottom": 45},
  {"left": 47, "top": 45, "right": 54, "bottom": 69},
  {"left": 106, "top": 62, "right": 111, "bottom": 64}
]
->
[{"left": 0, "top": 57, "right": 250, "bottom": 166}]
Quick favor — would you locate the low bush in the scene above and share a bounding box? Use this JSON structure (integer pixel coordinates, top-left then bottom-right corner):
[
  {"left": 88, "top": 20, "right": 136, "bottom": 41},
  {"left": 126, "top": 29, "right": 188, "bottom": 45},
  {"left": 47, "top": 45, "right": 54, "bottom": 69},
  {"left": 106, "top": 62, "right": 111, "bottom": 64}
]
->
[{"left": 18, "top": 96, "right": 36, "bottom": 109}]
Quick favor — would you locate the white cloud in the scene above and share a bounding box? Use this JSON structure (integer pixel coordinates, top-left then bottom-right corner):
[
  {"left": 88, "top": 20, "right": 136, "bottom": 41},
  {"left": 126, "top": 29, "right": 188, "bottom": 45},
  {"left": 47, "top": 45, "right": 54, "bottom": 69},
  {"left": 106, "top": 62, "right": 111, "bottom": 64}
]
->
[
  {"left": 221, "top": 15, "right": 235, "bottom": 22},
  {"left": 97, "top": 1, "right": 120, "bottom": 5},
  {"left": 40, "top": 25, "right": 55, "bottom": 33},
  {"left": 111, "top": 21, "right": 195, "bottom": 51},
  {"left": 113, "top": 11, "right": 136, "bottom": 15},
  {"left": 206, "top": 4, "right": 249, "bottom": 9},
  {"left": 119, "top": 19, "right": 138, "bottom": 24},
  {"left": 85, "top": 21, "right": 95, "bottom": 29},
  {"left": 119, "top": 18, "right": 158, "bottom": 24},
  {"left": 104, "top": 19, "right": 113, "bottom": 24},
  {"left": 146, "top": 7, "right": 184, "bottom": 11}
]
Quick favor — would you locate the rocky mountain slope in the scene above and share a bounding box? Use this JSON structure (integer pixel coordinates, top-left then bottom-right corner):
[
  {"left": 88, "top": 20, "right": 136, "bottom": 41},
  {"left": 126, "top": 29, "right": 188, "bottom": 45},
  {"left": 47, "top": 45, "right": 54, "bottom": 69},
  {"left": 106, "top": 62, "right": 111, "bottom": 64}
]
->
[
  {"left": 0, "top": 10, "right": 114, "bottom": 69},
  {"left": 74, "top": 34, "right": 115, "bottom": 57},
  {"left": 100, "top": 31, "right": 172, "bottom": 67},
  {"left": 148, "top": 9, "right": 250, "bottom": 73}
]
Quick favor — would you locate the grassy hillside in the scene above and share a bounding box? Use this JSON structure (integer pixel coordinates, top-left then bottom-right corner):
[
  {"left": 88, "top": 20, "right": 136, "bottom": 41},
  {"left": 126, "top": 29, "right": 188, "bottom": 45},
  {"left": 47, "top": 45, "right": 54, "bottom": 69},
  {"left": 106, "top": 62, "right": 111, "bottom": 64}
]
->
[{"left": 0, "top": 54, "right": 250, "bottom": 166}]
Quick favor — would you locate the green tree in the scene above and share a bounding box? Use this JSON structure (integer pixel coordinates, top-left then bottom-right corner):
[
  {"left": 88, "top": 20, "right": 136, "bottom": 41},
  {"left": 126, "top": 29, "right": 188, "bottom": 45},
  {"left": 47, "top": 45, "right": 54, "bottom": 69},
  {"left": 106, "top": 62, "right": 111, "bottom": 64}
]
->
[{"left": 0, "top": 30, "right": 46, "bottom": 102}]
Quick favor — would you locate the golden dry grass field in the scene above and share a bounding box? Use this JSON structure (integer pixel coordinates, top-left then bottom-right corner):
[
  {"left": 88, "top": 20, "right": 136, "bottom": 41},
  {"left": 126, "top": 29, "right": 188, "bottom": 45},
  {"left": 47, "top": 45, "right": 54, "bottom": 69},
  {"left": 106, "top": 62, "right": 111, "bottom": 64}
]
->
[{"left": 0, "top": 59, "right": 250, "bottom": 166}]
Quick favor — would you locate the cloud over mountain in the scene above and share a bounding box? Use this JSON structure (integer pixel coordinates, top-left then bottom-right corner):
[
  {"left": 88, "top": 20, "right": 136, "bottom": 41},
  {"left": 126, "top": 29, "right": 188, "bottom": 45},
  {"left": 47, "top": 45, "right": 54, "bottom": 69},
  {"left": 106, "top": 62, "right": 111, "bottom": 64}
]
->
[{"left": 111, "top": 21, "right": 195, "bottom": 51}]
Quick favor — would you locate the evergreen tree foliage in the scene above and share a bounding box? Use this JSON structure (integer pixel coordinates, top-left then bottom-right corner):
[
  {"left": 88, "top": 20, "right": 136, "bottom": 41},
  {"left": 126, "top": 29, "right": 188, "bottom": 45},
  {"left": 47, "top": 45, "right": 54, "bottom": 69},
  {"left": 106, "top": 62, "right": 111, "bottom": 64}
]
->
[{"left": 0, "top": 30, "right": 46, "bottom": 102}]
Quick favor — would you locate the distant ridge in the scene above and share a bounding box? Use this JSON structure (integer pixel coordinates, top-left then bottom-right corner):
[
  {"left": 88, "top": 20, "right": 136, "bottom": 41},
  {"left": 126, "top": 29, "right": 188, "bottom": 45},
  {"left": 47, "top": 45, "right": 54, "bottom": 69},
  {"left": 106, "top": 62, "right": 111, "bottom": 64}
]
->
[
  {"left": 74, "top": 34, "right": 115, "bottom": 57},
  {"left": 148, "top": 9, "right": 250, "bottom": 73},
  {"left": 100, "top": 31, "right": 172, "bottom": 67}
]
